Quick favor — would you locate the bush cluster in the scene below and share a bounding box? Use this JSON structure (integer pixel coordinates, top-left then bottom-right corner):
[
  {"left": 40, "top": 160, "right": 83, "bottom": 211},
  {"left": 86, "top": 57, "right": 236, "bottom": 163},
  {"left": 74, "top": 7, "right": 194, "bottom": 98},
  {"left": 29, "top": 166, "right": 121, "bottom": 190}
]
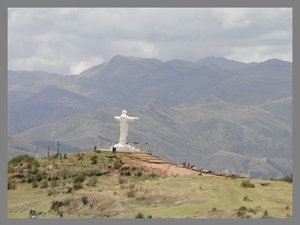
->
[
  {"left": 120, "top": 171, "right": 131, "bottom": 176},
  {"left": 135, "top": 171, "right": 143, "bottom": 177},
  {"left": 241, "top": 180, "right": 255, "bottom": 188},
  {"left": 237, "top": 206, "right": 247, "bottom": 218},
  {"left": 281, "top": 174, "right": 293, "bottom": 183},
  {"left": 135, "top": 212, "right": 144, "bottom": 218},
  {"left": 51, "top": 200, "right": 64, "bottom": 211},
  {"left": 230, "top": 174, "right": 237, "bottom": 179},
  {"left": 8, "top": 154, "right": 35, "bottom": 166},
  {"left": 81, "top": 196, "right": 89, "bottom": 205}
]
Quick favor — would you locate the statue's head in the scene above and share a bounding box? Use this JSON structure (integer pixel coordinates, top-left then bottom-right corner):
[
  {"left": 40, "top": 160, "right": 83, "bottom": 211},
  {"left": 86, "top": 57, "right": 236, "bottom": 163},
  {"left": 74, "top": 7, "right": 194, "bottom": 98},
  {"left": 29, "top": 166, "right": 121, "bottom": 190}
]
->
[{"left": 122, "top": 110, "right": 127, "bottom": 115}]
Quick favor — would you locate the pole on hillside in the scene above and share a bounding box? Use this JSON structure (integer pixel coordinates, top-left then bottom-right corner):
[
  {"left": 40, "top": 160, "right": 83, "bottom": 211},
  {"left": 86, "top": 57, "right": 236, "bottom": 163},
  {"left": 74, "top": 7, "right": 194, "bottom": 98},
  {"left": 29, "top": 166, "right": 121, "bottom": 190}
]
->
[
  {"left": 47, "top": 147, "right": 50, "bottom": 158},
  {"left": 56, "top": 141, "right": 61, "bottom": 157}
]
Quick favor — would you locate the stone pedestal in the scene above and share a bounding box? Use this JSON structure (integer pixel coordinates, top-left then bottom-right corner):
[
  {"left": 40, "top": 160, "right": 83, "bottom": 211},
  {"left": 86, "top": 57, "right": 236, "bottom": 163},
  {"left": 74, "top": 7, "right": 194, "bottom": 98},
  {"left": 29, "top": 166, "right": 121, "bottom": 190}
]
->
[{"left": 113, "top": 143, "right": 139, "bottom": 152}]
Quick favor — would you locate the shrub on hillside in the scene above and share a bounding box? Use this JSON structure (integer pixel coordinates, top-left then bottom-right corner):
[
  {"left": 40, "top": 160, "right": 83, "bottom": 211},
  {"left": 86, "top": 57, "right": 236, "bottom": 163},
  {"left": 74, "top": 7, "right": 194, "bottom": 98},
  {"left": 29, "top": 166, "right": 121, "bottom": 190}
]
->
[
  {"left": 120, "top": 171, "right": 131, "bottom": 176},
  {"left": 241, "top": 180, "right": 255, "bottom": 188},
  {"left": 282, "top": 174, "right": 293, "bottom": 183},
  {"left": 27, "top": 177, "right": 35, "bottom": 183},
  {"left": 135, "top": 171, "right": 143, "bottom": 177},
  {"left": 261, "top": 210, "right": 271, "bottom": 218},
  {"left": 73, "top": 175, "right": 85, "bottom": 183},
  {"left": 125, "top": 171, "right": 131, "bottom": 176},
  {"left": 8, "top": 154, "right": 35, "bottom": 166},
  {"left": 81, "top": 196, "right": 89, "bottom": 205},
  {"left": 239, "top": 206, "right": 247, "bottom": 210},
  {"left": 50, "top": 200, "right": 64, "bottom": 211},
  {"left": 34, "top": 160, "right": 40, "bottom": 167},
  {"left": 135, "top": 212, "right": 144, "bottom": 218},
  {"left": 230, "top": 174, "right": 237, "bottom": 179},
  {"left": 237, "top": 206, "right": 247, "bottom": 218},
  {"left": 35, "top": 172, "right": 46, "bottom": 182}
]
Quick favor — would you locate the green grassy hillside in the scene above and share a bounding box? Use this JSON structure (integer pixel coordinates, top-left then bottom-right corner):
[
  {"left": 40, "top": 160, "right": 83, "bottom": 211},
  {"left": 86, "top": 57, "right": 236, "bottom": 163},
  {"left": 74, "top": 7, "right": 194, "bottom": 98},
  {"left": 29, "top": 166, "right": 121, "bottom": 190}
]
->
[{"left": 7, "top": 151, "right": 292, "bottom": 219}]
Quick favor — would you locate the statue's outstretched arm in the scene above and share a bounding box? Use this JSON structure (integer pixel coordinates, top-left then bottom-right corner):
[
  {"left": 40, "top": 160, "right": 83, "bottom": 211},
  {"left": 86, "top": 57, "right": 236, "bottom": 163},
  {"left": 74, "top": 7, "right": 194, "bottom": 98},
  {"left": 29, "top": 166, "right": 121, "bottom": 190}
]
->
[{"left": 126, "top": 117, "right": 139, "bottom": 122}]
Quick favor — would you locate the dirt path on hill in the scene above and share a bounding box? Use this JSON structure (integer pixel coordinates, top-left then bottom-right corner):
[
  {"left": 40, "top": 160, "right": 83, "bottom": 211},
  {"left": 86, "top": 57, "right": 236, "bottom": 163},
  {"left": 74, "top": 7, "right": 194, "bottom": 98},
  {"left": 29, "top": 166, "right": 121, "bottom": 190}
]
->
[{"left": 118, "top": 152, "right": 214, "bottom": 177}]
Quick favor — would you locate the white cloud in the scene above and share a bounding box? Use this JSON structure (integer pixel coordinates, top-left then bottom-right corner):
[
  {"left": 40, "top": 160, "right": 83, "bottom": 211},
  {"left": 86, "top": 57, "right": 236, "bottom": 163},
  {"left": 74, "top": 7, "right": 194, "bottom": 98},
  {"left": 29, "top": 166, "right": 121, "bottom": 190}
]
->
[
  {"left": 69, "top": 57, "right": 105, "bottom": 75},
  {"left": 111, "top": 40, "right": 160, "bottom": 58},
  {"left": 226, "top": 45, "right": 292, "bottom": 63},
  {"left": 8, "top": 8, "right": 292, "bottom": 74},
  {"left": 210, "top": 8, "right": 253, "bottom": 30}
]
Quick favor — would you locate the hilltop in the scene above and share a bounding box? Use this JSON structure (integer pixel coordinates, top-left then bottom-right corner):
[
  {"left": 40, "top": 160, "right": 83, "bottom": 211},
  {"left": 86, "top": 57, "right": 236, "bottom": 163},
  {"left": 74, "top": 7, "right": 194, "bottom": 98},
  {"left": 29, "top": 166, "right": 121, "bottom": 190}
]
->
[{"left": 8, "top": 151, "right": 292, "bottom": 219}]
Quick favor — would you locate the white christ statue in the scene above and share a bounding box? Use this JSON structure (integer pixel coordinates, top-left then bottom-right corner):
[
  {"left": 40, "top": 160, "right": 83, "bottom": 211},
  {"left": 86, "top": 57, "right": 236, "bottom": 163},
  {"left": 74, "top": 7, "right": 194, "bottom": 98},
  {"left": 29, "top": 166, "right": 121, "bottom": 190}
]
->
[{"left": 114, "top": 110, "right": 139, "bottom": 146}]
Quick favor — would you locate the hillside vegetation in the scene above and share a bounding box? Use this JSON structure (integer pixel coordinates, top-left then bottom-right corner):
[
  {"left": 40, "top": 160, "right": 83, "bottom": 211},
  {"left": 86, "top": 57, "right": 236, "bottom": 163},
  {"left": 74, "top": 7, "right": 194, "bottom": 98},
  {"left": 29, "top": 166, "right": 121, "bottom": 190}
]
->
[{"left": 8, "top": 151, "right": 292, "bottom": 219}]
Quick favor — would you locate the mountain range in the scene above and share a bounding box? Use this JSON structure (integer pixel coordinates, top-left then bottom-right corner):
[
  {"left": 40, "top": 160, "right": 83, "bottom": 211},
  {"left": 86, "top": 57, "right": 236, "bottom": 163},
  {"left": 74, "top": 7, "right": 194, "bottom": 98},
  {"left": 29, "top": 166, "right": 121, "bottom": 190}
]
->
[{"left": 8, "top": 55, "right": 292, "bottom": 179}]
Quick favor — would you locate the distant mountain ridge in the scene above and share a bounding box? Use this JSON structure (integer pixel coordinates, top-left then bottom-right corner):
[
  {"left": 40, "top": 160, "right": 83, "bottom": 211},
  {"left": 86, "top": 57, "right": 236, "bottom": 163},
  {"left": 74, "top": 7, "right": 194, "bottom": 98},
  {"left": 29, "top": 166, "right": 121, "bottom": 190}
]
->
[{"left": 8, "top": 55, "right": 292, "bottom": 179}]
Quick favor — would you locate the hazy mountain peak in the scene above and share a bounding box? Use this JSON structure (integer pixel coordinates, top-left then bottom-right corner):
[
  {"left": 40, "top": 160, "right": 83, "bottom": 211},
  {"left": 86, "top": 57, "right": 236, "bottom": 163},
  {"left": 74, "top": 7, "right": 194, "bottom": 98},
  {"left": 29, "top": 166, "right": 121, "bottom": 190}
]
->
[
  {"left": 260, "top": 58, "right": 292, "bottom": 65},
  {"left": 197, "top": 56, "right": 256, "bottom": 70}
]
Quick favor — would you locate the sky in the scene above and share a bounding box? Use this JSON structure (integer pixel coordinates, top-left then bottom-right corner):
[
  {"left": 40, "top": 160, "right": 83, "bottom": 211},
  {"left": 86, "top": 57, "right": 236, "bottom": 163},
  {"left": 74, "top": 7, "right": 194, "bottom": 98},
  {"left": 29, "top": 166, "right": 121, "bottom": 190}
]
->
[{"left": 8, "top": 8, "right": 292, "bottom": 75}]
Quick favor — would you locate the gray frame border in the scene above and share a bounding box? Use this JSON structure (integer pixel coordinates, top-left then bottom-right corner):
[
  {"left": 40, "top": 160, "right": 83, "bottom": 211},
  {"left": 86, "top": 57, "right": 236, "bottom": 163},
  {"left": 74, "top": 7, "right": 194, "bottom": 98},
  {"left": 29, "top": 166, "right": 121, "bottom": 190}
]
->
[{"left": 1, "top": 1, "right": 297, "bottom": 225}]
